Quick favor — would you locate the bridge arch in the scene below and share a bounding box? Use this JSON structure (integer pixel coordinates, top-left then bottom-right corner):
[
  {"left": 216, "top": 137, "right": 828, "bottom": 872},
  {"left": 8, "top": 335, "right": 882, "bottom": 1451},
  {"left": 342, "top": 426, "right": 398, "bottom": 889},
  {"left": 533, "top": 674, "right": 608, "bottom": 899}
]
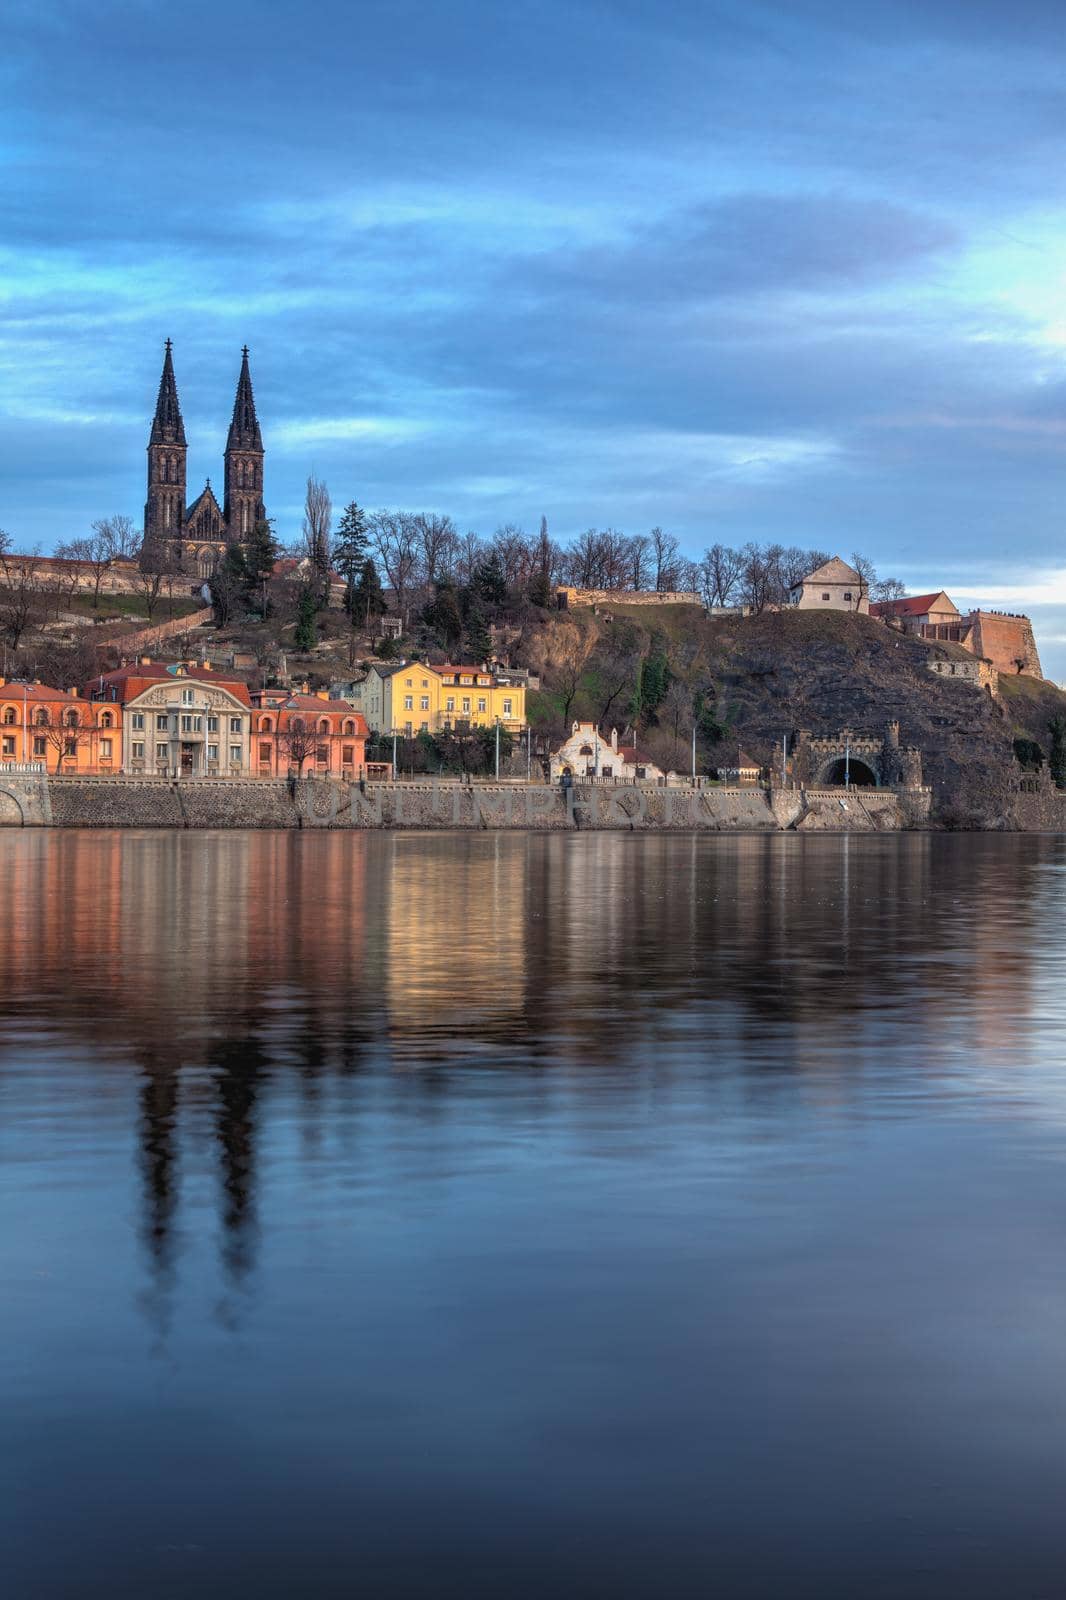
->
[{"left": 0, "top": 789, "right": 26, "bottom": 826}]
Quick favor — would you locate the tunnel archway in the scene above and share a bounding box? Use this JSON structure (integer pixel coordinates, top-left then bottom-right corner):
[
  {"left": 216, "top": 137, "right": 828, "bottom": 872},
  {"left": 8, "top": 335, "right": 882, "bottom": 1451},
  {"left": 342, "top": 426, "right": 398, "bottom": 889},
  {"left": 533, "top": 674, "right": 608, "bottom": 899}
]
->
[
  {"left": 0, "top": 790, "right": 25, "bottom": 826},
  {"left": 820, "top": 757, "right": 877, "bottom": 787}
]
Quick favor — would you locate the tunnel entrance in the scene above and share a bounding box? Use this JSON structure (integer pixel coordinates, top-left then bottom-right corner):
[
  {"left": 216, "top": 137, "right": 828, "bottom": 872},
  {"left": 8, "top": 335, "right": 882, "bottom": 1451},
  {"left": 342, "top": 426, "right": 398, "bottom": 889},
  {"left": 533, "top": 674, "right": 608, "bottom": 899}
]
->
[{"left": 821, "top": 757, "right": 877, "bottom": 787}]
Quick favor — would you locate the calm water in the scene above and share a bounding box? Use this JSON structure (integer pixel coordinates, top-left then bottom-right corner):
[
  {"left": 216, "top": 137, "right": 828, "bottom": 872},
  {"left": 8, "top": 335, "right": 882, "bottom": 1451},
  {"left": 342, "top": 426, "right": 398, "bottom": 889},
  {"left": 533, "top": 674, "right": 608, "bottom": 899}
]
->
[{"left": 3, "top": 830, "right": 1066, "bottom": 1598}]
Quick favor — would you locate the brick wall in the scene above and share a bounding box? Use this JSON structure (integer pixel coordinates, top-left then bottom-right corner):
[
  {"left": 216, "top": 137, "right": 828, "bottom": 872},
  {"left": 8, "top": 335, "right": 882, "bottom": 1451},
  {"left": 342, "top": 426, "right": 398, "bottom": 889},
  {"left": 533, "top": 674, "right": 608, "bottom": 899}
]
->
[
  {"left": 97, "top": 606, "right": 215, "bottom": 654},
  {"left": 967, "top": 612, "right": 1042, "bottom": 679},
  {"left": 556, "top": 586, "right": 701, "bottom": 609}
]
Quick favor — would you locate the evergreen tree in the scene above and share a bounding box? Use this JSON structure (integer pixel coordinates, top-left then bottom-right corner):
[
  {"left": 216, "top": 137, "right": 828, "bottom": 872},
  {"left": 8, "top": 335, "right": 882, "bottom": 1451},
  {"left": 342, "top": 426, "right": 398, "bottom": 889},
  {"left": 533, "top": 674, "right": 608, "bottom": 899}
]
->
[
  {"left": 333, "top": 501, "right": 369, "bottom": 617},
  {"left": 1050, "top": 717, "right": 1066, "bottom": 788},
  {"left": 465, "top": 600, "right": 491, "bottom": 663},
  {"left": 422, "top": 583, "right": 464, "bottom": 649},
  {"left": 244, "top": 518, "right": 279, "bottom": 612},
  {"left": 528, "top": 567, "right": 552, "bottom": 608},
  {"left": 354, "top": 557, "right": 387, "bottom": 625},
  {"left": 472, "top": 549, "right": 507, "bottom": 608},
  {"left": 637, "top": 653, "right": 671, "bottom": 722},
  {"left": 210, "top": 541, "right": 249, "bottom": 626},
  {"left": 294, "top": 587, "right": 318, "bottom": 652}
]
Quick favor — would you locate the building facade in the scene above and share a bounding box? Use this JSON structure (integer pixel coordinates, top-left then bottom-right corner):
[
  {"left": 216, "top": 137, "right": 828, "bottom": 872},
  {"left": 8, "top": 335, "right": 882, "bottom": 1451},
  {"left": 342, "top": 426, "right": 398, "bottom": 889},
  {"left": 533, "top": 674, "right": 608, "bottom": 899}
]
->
[
  {"left": 0, "top": 681, "right": 121, "bottom": 773},
  {"left": 144, "top": 341, "right": 265, "bottom": 578},
  {"left": 791, "top": 557, "right": 870, "bottom": 613},
  {"left": 346, "top": 662, "right": 526, "bottom": 736},
  {"left": 549, "top": 722, "right": 665, "bottom": 782},
  {"left": 250, "top": 690, "right": 368, "bottom": 779},
  {"left": 90, "top": 662, "right": 252, "bottom": 777}
]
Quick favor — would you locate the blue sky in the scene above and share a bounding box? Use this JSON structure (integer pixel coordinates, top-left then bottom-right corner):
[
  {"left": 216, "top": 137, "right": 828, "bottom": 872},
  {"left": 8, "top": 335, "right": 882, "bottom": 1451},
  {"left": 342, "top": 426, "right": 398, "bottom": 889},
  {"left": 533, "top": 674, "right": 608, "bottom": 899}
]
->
[{"left": 4, "top": 0, "right": 1066, "bottom": 668}]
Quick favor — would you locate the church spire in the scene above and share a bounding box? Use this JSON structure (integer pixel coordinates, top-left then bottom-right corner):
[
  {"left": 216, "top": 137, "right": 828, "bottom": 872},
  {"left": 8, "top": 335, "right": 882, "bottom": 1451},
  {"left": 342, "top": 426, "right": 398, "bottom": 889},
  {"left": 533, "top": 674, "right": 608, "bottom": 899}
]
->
[
  {"left": 226, "top": 345, "right": 263, "bottom": 451},
  {"left": 149, "top": 338, "right": 186, "bottom": 446}
]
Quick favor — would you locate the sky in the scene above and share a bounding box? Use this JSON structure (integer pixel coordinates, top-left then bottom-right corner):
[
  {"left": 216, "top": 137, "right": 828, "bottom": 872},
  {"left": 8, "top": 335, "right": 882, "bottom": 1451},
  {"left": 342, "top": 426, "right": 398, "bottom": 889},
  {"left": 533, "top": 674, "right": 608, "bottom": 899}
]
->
[{"left": 4, "top": 0, "right": 1066, "bottom": 669}]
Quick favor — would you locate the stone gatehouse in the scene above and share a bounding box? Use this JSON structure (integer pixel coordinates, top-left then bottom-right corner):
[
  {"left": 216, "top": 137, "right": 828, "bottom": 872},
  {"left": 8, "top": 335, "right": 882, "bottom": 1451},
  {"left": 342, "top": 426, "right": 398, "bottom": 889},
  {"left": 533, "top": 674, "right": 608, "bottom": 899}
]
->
[{"left": 790, "top": 722, "right": 923, "bottom": 789}]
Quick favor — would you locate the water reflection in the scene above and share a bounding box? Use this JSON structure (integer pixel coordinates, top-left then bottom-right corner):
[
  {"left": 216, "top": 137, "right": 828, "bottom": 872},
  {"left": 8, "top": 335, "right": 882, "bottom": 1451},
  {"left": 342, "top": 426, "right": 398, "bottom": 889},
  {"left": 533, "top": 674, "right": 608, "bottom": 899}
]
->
[{"left": 2, "top": 831, "right": 1066, "bottom": 1598}]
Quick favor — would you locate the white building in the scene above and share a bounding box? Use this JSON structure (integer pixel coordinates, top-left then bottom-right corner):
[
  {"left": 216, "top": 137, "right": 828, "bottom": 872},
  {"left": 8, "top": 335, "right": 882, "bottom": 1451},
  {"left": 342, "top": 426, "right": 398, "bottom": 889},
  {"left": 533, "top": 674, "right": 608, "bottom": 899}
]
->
[
  {"left": 790, "top": 556, "right": 869, "bottom": 614},
  {"left": 549, "top": 722, "right": 665, "bottom": 783}
]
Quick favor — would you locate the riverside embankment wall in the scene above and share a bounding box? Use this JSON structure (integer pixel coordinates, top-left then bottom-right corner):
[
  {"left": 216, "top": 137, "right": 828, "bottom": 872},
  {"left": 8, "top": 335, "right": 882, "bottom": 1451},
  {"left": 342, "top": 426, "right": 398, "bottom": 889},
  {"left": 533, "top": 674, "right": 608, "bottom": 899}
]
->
[{"left": 35, "top": 778, "right": 931, "bottom": 831}]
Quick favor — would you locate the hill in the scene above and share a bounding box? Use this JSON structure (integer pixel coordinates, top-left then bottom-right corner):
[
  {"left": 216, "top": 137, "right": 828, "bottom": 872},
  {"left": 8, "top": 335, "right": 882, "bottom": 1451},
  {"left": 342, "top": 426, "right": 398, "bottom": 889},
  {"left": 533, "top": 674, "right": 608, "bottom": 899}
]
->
[{"left": 520, "top": 603, "right": 1066, "bottom": 826}]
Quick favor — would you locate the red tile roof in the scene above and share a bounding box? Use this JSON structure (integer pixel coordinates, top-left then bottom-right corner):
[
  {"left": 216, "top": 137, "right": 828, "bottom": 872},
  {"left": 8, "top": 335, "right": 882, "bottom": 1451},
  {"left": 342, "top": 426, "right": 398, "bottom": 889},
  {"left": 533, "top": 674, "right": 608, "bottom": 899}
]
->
[
  {"left": 88, "top": 662, "right": 251, "bottom": 706},
  {"left": 870, "top": 592, "right": 954, "bottom": 618}
]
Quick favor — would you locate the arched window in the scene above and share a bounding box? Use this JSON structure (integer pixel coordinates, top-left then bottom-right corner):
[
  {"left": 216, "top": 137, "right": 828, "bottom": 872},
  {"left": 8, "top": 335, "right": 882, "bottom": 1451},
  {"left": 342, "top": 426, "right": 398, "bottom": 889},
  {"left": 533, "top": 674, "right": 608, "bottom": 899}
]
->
[
  {"left": 65, "top": 709, "right": 79, "bottom": 728},
  {"left": 579, "top": 744, "right": 593, "bottom": 756},
  {"left": 343, "top": 720, "right": 355, "bottom": 735},
  {"left": 260, "top": 716, "right": 273, "bottom": 733},
  {"left": 318, "top": 718, "right": 330, "bottom": 734},
  {"left": 1, "top": 706, "right": 16, "bottom": 726},
  {"left": 198, "top": 549, "right": 214, "bottom": 581},
  {"left": 35, "top": 708, "right": 49, "bottom": 727},
  {"left": 100, "top": 712, "right": 113, "bottom": 729}
]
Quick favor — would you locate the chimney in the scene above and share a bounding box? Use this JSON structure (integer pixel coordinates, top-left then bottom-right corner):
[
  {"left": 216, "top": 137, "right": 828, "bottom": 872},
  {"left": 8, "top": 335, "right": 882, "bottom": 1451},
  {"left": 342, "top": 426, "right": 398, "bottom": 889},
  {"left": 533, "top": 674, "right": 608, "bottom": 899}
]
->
[
  {"left": 69, "top": 687, "right": 78, "bottom": 697},
  {"left": 140, "top": 655, "right": 151, "bottom": 665},
  {"left": 611, "top": 727, "right": 618, "bottom": 752},
  {"left": 202, "top": 660, "right": 211, "bottom": 670},
  {"left": 316, "top": 689, "right": 328, "bottom": 700}
]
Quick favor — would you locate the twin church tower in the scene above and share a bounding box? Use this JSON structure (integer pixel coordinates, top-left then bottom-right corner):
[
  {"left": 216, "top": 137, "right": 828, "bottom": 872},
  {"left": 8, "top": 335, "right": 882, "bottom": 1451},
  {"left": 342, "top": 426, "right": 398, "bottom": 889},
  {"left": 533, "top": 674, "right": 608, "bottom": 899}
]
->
[{"left": 145, "top": 340, "right": 266, "bottom": 577}]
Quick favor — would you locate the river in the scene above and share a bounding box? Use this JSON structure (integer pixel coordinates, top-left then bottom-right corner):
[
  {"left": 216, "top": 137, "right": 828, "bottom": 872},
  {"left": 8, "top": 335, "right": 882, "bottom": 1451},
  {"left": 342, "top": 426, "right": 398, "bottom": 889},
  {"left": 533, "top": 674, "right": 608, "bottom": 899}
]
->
[{"left": 2, "top": 831, "right": 1065, "bottom": 1597}]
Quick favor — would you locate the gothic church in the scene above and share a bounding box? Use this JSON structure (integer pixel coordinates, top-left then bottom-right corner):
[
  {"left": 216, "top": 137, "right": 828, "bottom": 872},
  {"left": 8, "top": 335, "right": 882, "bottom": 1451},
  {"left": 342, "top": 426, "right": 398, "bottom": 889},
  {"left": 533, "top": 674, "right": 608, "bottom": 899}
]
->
[{"left": 144, "top": 341, "right": 265, "bottom": 579}]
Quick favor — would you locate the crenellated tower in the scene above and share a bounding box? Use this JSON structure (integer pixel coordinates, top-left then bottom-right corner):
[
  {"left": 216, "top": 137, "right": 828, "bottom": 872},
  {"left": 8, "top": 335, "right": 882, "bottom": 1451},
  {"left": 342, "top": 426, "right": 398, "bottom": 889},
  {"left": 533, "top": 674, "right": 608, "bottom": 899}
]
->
[
  {"left": 145, "top": 339, "right": 187, "bottom": 540},
  {"left": 223, "top": 346, "right": 265, "bottom": 539}
]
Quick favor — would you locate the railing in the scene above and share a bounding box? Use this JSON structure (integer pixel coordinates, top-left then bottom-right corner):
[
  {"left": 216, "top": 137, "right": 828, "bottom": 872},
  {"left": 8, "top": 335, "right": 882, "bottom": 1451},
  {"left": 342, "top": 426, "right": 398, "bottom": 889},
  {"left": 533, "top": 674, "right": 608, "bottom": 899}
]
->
[{"left": 0, "top": 761, "right": 46, "bottom": 776}]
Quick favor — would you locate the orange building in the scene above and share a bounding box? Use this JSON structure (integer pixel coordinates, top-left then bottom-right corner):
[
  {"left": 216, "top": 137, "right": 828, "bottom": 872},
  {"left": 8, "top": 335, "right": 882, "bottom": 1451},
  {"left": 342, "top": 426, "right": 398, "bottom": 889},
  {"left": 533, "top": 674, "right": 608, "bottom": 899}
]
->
[
  {"left": 0, "top": 679, "right": 121, "bottom": 773},
  {"left": 250, "top": 689, "right": 368, "bottom": 779}
]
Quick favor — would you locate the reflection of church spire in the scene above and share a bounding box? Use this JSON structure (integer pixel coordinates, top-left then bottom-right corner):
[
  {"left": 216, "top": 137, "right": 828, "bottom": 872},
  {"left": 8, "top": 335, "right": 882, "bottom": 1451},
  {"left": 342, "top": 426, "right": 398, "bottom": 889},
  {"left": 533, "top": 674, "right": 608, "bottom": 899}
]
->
[
  {"left": 135, "top": 1048, "right": 181, "bottom": 1336},
  {"left": 211, "top": 1033, "right": 265, "bottom": 1287}
]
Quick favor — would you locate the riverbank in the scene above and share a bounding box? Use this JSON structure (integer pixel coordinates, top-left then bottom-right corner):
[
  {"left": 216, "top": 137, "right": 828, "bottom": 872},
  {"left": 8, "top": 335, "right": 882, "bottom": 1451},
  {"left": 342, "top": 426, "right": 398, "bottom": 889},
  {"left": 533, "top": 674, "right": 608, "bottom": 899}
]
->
[{"left": 0, "top": 773, "right": 937, "bottom": 830}]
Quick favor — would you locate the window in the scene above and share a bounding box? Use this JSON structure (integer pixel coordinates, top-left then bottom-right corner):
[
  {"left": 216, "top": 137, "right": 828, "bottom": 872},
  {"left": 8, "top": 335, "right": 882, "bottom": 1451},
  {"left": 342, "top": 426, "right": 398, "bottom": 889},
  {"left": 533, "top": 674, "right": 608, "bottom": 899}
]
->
[
  {"left": 100, "top": 738, "right": 112, "bottom": 759},
  {"left": 181, "top": 688, "right": 194, "bottom": 705},
  {"left": 156, "top": 743, "right": 169, "bottom": 761},
  {"left": 477, "top": 697, "right": 486, "bottom": 713},
  {"left": 65, "top": 710, "right": 78, "bottom": 728},
  {"left": 316, "top": 744, "right": 328, "bottom": 765},
  {"left": 260, "top": 716, "right": 273, "bottom": 732},
  {"left": 1, "top": 736, "right": 15, "bottom": 756},
  {"left": 35, "top": 709, "right": 49, "bottom": 727},
  {"left": 405, "top": 722, "right": 412, "bottom": 736},
  {"left": 405, "top": 678, "right": 413, "bottom": 687},
  {"left": 446, "top": 697, "right": 455, "bottom": 712},
  {"left": 462, "top": 697, "right": 471, "bottom": 713},
  {"left": 822, "top": 592, "right": 830, "bottom": 601},
  {"left": 132, "top": 741, "right": 145, "bottom": 759},
  {"left": 207, "top": 716, "right": 219, "bottom": 733},
  {"left": 100, "top": 712, "right": 113, "bottom": 729},
  {"left": 503, "top": 698, "right": 512, "bottom": 717},
  {"left": 404, "top": 695, "right": 413, "bottom": 711},
  {"left": 343, "top": 721, "right": 354, "bottom": 736},
  {"left": 259, "top": 742, "right": 271, "bottom": 762},
  {"left": 230, "top": 746, "right": 242, "bottom": 765},
  {"left": 180, "top": 714, "right": 201, "bottom": 733},
  {"left": 843, "top": 591, "right": 853, "bottom": 602},
  {"left": 420, "top": 696, "right": 430, "bottom": 711},
  {"left": 420, "top": 722, "right": 429, "bottom": 733},
  {"left": 156, "top": 714, "right": 169, "bottom": 731},
  {"left": 1, "top": 708, "right": 15, "bottom": 726},
  {"left": 63, "top": 737, "right": 77, "bottom": 757},
  {"left": 342, "top": 745, "right": 354, "bottom": 765},
  {"left": 33, "top": 736, "right": 46, "bottom": 757},
  {"left": 132, "top": 712, "right": 145, "bottom": 730},
  {"left": 207, "top": 743, "right": 219, "bottom": 762},
  {"left": 230, "top": 717, "right": 242, "bottom": 734}
]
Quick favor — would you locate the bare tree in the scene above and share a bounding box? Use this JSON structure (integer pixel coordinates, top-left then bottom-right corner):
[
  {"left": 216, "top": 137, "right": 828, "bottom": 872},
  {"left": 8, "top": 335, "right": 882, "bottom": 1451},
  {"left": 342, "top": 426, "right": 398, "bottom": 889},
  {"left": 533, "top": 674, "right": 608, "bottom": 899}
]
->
[
  {"left": 280, "top": 716, "right": 317, "bottom": 776},
  {"left": 0, "top": 552, "right": 44, "bottom": 647},
  {"left": 739, "top": 543, "right": 775, "bottom": 614},
  {"left": 651, "top": 526, "right": 681, "bottom": 592},
  {"left": 873, "top": 576, "right": 907, "bottom": 602},
  {"left": 851, "top": 552, "right": 877, "bottom": 610},
  {"left": 369, "top": 510, "right": 420, "bottom": 628},
  {"left": 546, "top": 625, "right": 594, "bottom": 727},
  {"left": 626, "top": 533, "right": 651, "bottom": 591},
  {"left": 700, "top": 544, "right": 744, "bottom": 608},
  {"left": 593, "top": 621, "right": 641, "bottom": 725},
  {"left": 37, "top": 703, "right": 94, "bottom": 773},
  {"left": 456, "top": 529, "right": 485, "bottom": 588},
  {"left": 302, "top": 476, "right": 333, "bottom": 605},
  {"left": 137, "top": 535, "right": 176, "bottom": 623},
  {"left": 416, "top": 512, "right": 460, "bottom": 587},
  {"left": 92, "top": 514, "right": 140, "bottom": 562}
]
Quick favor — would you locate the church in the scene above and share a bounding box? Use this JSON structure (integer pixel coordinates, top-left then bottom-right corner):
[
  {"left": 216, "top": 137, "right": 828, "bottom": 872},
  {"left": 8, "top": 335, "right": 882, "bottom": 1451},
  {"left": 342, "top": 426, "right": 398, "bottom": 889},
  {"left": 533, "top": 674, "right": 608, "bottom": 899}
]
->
[{"left": 144, "top": 341, "right": 266, "bottom": 579}]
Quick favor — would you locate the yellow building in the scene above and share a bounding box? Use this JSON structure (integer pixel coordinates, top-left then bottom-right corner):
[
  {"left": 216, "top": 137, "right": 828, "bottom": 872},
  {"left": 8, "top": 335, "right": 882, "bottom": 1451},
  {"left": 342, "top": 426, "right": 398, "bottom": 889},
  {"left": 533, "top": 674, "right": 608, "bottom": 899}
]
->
[{"left": 348, "top": 662, "right": 525, "bottom": 736}]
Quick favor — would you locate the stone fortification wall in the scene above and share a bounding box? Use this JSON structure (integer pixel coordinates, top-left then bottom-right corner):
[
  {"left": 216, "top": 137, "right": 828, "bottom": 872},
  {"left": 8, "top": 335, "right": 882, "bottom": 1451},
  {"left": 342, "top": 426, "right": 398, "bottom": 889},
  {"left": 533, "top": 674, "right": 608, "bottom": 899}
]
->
[
  {"left": 0, "top": 767, "right": 52, "bottom": 826},
  {"left": 41, "top": 778, "right": 921, "bottom": 832},
  {"left": 556, "top": 586, "right": 701, "bottom": 610},
  {"left": 967, "top": 612, "right": 1042, "bottom": 679}
]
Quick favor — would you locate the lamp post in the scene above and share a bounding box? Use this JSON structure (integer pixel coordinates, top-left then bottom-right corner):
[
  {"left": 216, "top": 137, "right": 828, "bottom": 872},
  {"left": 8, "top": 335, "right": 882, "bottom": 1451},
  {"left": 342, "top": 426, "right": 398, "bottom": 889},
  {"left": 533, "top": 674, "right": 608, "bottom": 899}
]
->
[
  {"left": 495, "top": 717, "right": 500, "bottom": 781},
  {"left": 844, "top": 734, "right": 851, "bottom": 791}
]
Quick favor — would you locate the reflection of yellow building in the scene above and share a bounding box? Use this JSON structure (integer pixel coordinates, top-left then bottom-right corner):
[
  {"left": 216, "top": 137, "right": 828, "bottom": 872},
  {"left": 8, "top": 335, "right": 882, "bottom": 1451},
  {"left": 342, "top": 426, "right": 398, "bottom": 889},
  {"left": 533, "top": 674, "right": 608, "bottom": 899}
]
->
[{"left": 348, "top": 662, "right": 525, "bottom": 737}]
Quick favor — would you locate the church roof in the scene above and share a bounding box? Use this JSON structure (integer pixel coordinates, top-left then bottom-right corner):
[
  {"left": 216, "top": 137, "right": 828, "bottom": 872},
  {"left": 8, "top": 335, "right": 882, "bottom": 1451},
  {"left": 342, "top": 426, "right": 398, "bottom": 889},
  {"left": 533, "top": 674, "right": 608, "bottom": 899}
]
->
[
  {"left": 184, "top": 482, "right": 224, "bottom": 525},
  {"left": 149, "top": 339, "right": 186, "bottom": 447},
  {"left": 226, "top": 346, "right": 263, "bottom": 452},
  {"left": 796, "top": 556, "right": 863, "bottom": 588}
]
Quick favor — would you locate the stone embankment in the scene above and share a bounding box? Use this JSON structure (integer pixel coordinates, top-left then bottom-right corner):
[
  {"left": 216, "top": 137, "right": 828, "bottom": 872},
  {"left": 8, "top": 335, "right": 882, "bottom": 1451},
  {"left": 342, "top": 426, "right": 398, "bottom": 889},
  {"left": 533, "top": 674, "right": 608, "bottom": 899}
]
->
[{"left": 23, "top": 777, "right": 933, "bottom": 830}]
